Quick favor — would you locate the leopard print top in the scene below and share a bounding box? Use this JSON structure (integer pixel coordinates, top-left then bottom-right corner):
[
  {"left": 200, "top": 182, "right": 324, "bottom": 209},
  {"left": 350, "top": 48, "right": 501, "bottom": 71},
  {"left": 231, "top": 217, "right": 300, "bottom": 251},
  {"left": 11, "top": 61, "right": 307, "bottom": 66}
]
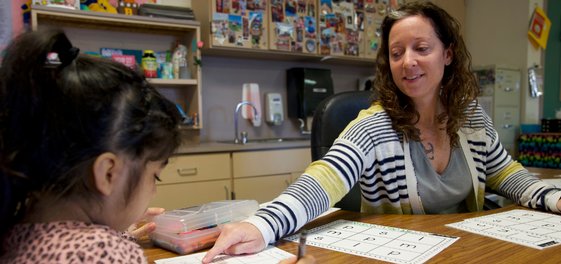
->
[{"left": 0, "top": 221, "right": 148, "bottom": 264}]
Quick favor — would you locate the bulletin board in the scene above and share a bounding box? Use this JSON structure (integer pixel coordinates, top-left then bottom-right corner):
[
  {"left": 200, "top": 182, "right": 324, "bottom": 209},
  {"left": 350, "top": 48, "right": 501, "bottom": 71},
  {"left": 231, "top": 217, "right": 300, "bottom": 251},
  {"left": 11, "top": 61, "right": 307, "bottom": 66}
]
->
[
  {"left": 268, "top": 0, "right": 318, "bottom": 54},
  {"left": 318, "top": 0, "right": 361, "bottom": 57},
  {"left": 362, "top": 0, "right": 406, "bottom": 59},
  {"left": 211, "top": 0, "right": 269, "bottom": 50}
]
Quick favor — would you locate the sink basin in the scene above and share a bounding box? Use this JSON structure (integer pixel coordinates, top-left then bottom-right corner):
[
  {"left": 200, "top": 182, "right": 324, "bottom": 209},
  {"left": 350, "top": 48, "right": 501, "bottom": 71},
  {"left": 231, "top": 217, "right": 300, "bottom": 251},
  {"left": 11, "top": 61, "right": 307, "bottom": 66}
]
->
[{"left": 217, "top": 138, "right": 310, "bottom": 144}]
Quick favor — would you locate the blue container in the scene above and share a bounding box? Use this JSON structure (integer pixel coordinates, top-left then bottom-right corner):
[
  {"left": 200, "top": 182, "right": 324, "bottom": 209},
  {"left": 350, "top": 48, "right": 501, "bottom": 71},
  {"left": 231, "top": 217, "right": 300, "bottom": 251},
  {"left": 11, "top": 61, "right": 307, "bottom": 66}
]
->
[{"left": 521, "top": 124, "right": 542, "bottom": 133}]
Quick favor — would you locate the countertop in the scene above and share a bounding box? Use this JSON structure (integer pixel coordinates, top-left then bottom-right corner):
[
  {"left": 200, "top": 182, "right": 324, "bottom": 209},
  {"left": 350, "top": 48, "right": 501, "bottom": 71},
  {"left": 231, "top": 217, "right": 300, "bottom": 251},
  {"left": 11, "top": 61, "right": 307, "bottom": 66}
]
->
[{"left": 175, "top": 139, "right": 312, "bottom": 154}]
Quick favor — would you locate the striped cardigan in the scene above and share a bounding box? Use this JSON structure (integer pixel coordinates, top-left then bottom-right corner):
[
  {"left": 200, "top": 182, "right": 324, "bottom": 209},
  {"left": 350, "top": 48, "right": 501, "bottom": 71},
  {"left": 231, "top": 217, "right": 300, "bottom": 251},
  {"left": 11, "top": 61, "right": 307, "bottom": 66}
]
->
[{"left": 245, "top": 102, "right": 561, "bottom": 244}]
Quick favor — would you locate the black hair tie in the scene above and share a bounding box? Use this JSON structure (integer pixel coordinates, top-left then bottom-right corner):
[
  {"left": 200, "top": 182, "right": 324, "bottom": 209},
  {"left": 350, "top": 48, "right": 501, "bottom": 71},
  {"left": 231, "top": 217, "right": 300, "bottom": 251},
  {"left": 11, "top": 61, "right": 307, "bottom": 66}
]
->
[{"left": 58, "top": 47, "right": 80, "bottom": 66}]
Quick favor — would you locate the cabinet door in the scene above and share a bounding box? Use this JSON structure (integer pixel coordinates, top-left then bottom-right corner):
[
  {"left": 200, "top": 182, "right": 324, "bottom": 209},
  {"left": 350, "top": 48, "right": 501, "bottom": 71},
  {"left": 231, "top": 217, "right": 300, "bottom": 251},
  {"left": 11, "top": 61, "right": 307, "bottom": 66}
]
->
[
  {"left": 159, "top": 153, "right": 231, "bottom": 185},
  {"left": 233, "top": 148, "right": 311, "bottom": 178},
  {"left": 233, "top": 174, "right": 292, "bottom": 204},
  {"left": 494, "top": 69, "right": 521, "bottom": 108},
  {"left": 494, "top": 106, "right": 520, "bottom": 148},
  {"left": 149, "top": 180, "right": 232, "bottom": 210}
]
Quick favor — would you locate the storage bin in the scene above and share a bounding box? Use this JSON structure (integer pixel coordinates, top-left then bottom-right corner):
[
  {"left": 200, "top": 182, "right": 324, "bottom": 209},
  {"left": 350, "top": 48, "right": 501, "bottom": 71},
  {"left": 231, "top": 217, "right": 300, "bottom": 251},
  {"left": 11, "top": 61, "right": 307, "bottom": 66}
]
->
[
  {"left": 147, "top": 200, "right": 259, "bottom": 254},
  {"left": 521, "top": 124, "right": 541, "bottom": 133},
  {"left": 541, "top": 119, "right": 561, "bottom": 133}
]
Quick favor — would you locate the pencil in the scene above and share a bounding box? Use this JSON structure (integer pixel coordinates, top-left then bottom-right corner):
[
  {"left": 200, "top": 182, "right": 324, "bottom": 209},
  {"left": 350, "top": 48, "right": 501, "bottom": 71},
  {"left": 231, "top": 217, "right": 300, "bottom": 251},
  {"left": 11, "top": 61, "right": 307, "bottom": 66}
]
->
[{"left": 297, "top": 229, "right": 308, "bottom": 261}]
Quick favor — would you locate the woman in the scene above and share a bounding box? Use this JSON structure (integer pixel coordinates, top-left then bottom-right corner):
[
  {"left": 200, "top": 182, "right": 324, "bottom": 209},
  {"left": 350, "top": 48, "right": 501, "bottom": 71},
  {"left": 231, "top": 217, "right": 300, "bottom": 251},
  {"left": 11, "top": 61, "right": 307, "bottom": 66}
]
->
[{"left": 201, "top": 1, "right": 561, "bottom": 263}]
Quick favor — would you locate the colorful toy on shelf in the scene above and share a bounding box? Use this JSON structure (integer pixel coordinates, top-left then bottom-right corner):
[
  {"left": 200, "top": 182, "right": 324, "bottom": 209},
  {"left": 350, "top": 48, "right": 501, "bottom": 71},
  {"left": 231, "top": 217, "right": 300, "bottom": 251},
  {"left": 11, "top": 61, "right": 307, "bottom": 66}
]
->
[
  {"left": 116, "top": 0, "right": 138, "bottom": 15},
  {"left": 21, "top": 1, "right": 32, "bottom": 32},
  {"left": 80, "top": 0, "right": 117, "bottom": 13}
]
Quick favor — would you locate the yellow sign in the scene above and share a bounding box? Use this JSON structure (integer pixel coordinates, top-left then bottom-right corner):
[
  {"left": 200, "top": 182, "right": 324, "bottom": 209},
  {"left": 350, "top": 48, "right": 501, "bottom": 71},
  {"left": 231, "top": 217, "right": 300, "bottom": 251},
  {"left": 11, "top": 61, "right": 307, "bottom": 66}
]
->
[{"left": 527, "top": 7, "right": 551, "bottom": 50}]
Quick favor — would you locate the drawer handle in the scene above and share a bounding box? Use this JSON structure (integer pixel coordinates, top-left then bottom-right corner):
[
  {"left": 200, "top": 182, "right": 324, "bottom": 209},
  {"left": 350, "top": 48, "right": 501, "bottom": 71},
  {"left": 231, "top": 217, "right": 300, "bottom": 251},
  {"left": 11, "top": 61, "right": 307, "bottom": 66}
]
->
[
  {"left": 177, "top": 167, "right": 197, "bottom": 176},
  {"left": 501, "top": 124, "right": 513, "bottom": 129},
  {"left": 224, "top": 186, "right": 229, "bottom": 200},
  {"left": 504, "top": 87, "right": 513, "bottom": 92}
]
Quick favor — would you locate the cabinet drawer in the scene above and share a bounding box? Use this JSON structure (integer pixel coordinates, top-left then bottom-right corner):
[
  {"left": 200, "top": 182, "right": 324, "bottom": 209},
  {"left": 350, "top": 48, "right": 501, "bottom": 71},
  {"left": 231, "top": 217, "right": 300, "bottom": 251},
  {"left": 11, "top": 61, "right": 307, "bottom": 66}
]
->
[
  {"left": 149, "top": 180, "right": 232, "bottom": 210},
  {"left": 493, "top": 107, "right": 519, "bottom": 147},
  {"left": 494, "top": 69, "right": 521, "bottom": 107},
  {"left": 159, "top": 153, "right": 230, "bottom": 185},
  {"left": 233, "top": 174, "right": 292, "bottom": 204},
  {"left": 232, "top": 148, "right": 311, "bottom": 178}
]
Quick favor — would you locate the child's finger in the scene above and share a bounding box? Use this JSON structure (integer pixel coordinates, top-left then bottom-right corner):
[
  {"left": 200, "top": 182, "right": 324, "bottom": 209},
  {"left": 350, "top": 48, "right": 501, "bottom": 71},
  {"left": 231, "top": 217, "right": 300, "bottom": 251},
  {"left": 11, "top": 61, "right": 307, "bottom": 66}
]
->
[
  {"left": 131, "top": 222, "right": 156, "bottom": 239},
  {"left": 139, "top": 207, "right": 165, "bottom": 221}
]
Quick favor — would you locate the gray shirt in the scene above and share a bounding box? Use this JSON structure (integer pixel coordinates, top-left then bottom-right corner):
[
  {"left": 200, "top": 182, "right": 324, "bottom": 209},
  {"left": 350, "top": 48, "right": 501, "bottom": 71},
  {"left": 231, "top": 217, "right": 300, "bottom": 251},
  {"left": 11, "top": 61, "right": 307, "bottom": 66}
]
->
[{"left": 410, "top": 140, "right": 472, "bottom": 214}]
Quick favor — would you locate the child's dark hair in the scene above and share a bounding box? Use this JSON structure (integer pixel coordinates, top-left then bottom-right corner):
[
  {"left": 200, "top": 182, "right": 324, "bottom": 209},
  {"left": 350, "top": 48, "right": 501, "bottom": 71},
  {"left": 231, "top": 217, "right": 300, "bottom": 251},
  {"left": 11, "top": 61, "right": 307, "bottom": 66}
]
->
[{"left": 0, "top": 28, "right": 182, "bottom": 242}]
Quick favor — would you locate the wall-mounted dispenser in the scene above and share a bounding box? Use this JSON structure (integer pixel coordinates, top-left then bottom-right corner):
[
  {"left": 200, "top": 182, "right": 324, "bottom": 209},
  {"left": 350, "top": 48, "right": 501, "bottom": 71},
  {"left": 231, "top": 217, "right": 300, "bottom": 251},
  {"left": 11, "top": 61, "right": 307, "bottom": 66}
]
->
[
  {"left": 264, "top": 93, "right": 283, "bottom": 125},
  {"left": 286, "top": 68, "right": 334, "bottom": 119}
]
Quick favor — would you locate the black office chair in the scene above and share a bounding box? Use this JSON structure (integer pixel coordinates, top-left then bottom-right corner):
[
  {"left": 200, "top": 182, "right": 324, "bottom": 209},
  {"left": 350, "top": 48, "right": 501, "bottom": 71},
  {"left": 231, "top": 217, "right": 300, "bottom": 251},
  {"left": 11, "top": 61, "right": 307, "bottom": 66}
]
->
[
  {"left": 311, "top": 90, "right": 374, "bottom": 212},
  {"left": 310, "top": 90, "right": 501, "bottom": 212}
]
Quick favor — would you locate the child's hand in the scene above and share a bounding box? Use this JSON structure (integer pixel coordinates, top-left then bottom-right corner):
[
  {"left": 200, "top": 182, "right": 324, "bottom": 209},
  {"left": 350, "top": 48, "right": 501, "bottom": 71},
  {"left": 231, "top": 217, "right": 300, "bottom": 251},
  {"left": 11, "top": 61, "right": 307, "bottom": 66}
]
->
[
  {"left": 128, "top": 207, "right": 165, "bottom": 239},
  {"left": 278, "top": 255, "right": 316, "bottom": 264}
]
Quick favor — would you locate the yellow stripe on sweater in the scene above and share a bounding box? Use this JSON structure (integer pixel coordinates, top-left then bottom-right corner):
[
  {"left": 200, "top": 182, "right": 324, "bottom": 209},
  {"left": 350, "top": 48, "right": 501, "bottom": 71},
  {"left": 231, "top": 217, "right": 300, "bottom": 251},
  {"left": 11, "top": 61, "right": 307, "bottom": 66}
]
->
[
  {"left": 305, "top": 160, "right": 348, "bottom": 207},
  {"left": 338, "top": 103, "right": 382, "bottom": 137},
  {"left": 487, "top": 161, "right": 525, "bottom": 191}
]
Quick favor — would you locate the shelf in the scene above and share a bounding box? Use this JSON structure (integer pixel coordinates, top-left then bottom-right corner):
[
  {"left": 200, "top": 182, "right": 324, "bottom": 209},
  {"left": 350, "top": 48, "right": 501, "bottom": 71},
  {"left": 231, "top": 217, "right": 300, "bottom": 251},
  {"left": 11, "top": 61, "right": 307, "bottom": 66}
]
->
[
  {"left": 202, "top": 46, "right": 376, "bottom": 68},
  {"left": 147, "top": 78, "right": 198, "bottom": 86},
  {"left": 31, "top": 5, "right": 200, "bottom": 36}
]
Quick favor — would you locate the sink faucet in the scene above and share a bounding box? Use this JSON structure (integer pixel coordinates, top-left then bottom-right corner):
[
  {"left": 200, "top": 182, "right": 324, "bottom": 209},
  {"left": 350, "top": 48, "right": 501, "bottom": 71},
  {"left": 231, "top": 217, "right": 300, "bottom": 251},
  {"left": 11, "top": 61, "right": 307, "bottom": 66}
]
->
[{"left": 235, "top": 101, "right": 259, "bottom": 144}]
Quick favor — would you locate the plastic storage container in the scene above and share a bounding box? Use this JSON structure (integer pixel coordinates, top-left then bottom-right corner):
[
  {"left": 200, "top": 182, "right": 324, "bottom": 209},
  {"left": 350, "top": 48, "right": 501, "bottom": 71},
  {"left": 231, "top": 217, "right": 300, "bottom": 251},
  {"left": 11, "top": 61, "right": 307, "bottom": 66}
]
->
[{"left": 147, "top": 200, "right": 259, "bottom": 254}]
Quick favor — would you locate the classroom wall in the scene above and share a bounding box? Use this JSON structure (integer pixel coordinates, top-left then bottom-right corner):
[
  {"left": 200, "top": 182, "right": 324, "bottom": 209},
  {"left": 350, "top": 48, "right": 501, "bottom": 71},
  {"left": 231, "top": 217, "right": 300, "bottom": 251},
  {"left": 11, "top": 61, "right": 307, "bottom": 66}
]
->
[
  {"left": 465, "top": 0, "right": 544, "bottom": 124},
  {"left": 542, "top": 0, "right": 561, "bottom": 119},
  {"left": 199, "top": 57, "right": 375, "bottom": 142}
]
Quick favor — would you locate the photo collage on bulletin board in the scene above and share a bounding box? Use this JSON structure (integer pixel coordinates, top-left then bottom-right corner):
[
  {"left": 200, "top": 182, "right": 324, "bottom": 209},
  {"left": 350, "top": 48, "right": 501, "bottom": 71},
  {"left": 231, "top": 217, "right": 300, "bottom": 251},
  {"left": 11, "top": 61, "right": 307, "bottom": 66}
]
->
[
  {"left": 211, "top": 0, "right": 268, "bottom": 49},
  {"left": 269, "top": 0, "right": 318, "bottom": 54},
  {"left": 362, "top": 0, "right": 405, "bottom": 59},
  {"left": 319, "top": 0, "right": 404, "bottom": 58}
]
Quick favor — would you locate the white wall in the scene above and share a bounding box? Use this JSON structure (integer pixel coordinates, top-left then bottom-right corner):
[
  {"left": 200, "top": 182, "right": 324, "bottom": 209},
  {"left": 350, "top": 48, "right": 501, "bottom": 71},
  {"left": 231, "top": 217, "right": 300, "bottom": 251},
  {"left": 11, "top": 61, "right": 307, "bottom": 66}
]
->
[
  {"left": 466, "top": 0, "right": 543, "bottom": 124},
  {"left": 199, "top": 56, "right": 374, "bottom": 142}
]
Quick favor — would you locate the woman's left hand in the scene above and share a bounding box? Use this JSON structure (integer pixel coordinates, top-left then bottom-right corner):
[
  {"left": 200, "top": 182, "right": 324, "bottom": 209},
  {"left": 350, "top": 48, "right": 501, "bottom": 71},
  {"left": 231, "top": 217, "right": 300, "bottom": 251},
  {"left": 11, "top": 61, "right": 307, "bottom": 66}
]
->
[{"left": 128, "top": 207, "right": 165, "bottom": 239}]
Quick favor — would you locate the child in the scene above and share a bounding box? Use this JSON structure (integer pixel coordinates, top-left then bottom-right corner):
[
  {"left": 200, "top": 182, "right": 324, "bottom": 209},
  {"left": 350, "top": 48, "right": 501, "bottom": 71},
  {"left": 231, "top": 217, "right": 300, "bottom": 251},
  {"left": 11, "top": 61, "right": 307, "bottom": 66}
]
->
[
  {"left": 0, "top": 28, "right": 183, "bottom": 263},
  {"left": 0, "top": 28, "right": 315, "bottom": 264}
]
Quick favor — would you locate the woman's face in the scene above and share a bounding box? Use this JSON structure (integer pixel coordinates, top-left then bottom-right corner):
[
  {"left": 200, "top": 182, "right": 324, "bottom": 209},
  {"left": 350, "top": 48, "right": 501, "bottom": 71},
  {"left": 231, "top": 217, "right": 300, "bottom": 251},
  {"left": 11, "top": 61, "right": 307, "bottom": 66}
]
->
[{"left": 388, "top": 15, "right": 452, "bottom": 104}]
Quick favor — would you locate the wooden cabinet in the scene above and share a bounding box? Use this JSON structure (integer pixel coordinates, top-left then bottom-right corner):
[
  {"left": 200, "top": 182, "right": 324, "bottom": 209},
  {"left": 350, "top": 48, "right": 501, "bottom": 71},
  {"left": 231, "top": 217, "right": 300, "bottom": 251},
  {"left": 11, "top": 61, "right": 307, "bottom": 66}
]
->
[
  {"left": 151, "top": 153, "right": 231, "bottom": 210},
  {"left": 149, "top": 180, "right": 231, "bottom": 210},
  {"left": 31, "top": 5, "right": 204, "bottom": 144},
  {"left": 150, "top": 147, "right": 311, "bottom": 209},
  {"left": 267, "top": 0, "right": 318, "bottom": 54},
  {"left": 232, "top": 148, "right": 311, "bottom": 203},
  {"left": 159, "top": 153, "right": 231, "bottom": 185},
  {"left": 192, "top": 1, "right": 269, "bottom": 50},
  {"left": 233, "top": 174, "right": 292, "bottom": 203},
  {"left": 232, "top": 148, "right": 311, "bottom": 178},
  {"left": 191, "top": 0, "right": 465, "bottom": 67}
]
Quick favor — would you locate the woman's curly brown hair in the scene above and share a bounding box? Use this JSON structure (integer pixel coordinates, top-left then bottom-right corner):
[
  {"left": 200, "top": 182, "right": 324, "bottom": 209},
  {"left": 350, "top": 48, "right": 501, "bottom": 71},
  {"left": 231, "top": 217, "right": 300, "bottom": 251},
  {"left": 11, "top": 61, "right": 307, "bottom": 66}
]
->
[{"left": 372, "top": 0, "right": 479, "bottom": 149}]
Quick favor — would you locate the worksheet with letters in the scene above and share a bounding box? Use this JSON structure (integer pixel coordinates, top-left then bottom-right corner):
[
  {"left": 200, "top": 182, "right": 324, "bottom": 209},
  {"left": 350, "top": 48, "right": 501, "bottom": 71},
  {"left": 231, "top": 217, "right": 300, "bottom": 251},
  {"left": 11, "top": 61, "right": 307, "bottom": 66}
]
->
[
  {"left": 447, "top": 209, "right": 561, "bottom": 250},
  {"left": 284, "top": 220, "right": 459, "bottom": 264}
]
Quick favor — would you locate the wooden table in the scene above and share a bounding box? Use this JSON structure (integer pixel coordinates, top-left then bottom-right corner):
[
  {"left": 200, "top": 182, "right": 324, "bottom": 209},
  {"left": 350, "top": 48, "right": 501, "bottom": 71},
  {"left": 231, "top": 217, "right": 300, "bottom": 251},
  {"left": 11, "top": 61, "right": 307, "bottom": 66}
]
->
[
  {"left": 140, "top": 205, "right": 561, "bottom": 263},
  {"left": 527, "top": 166, "right": 561, "bottom": 179}
]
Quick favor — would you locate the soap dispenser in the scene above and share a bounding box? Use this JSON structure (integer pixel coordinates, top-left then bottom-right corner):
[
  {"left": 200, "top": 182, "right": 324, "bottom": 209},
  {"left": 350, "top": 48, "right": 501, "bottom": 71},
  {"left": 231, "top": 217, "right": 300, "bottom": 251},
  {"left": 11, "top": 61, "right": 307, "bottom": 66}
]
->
[{"left": 265, "top": 93, "right": 284, "bottom": 125}]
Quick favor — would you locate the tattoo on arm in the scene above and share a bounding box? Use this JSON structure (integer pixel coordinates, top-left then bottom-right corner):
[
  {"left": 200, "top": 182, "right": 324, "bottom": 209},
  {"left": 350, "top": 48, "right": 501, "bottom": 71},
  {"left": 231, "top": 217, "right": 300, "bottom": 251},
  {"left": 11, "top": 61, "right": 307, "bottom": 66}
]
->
[{"left": 422, "top": 143, "right": 435, "bottom": 160}]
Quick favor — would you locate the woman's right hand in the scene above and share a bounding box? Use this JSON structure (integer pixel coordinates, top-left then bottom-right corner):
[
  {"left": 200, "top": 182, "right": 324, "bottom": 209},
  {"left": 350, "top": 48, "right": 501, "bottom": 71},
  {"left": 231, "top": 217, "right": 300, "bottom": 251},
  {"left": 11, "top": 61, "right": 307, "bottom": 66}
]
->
[{"left": 202, "top": 222, "right": 266, "bottom": 264}]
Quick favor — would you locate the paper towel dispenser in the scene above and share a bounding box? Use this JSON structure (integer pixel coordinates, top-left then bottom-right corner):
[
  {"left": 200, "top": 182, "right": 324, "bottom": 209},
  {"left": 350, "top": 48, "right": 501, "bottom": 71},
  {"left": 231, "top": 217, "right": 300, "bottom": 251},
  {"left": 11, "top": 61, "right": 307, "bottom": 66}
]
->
[{"left": 286, "top": 68, "right": 334, "bottom": 119}]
